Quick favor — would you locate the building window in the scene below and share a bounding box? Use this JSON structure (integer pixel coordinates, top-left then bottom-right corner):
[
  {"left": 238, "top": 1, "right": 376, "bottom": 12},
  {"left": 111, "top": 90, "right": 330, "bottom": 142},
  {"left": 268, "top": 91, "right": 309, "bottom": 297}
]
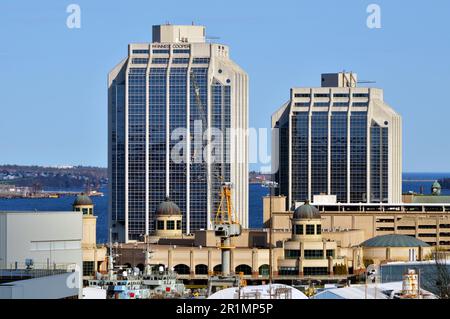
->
[
  {"left": 294, "top": 224, "right": 304, "bottom": 235},
  {"left": 306, "top": 224, "right": 315, "bottom": 235},
  {"left": 304, "top": 250, "right": 323, "bottom": 259},
  {"left": 176, "top": 220, "right": 181, "bottom": 230},
  {"left": 314, "top": 93, "right": 330, "bottom": 98},
  {"left": 353, "top": 93, "right": 369, "bottom": 98},
  {"left": 333, "top": 93, "right": 349, "bottom": 98},
  {"left": 193, "top": 58, "right": 210, "bottom": 64},
  {"left": 167, "top": 220, "right": 175, "bottom": 230},
  {"left": 152, "top": 58, "right": 169, "bottom": 64},
  {"left": 152, "top": 49, "right": 169, "bottom": 54},
  {"left": 294, "top": 93, "right": 310, "bottom": 98},
  {"left": 285, "top": 250, "right": 301, "bottom": 259},
  {"left": 259, "top": 264, "right": 270, "bottom": 276},
  {"left": 352, "top": 102, "right": 369, "bottom": 107},
  {"left": 376, "top": 227, "right": 395, "bottom": 231},
  {"left": 83, "top": 261, "right": 94, "bottom": 276},
  {"left": 173, "top": 49, "right": 190, "bottom": 54},
  {"left": 279, "top": 267, "right": 298, "bottom": 276},
  {"left": 418, "top": 233, "right": 436, "bottom": 238},
  {"left": 397, "top": 226, "right": 416, "bottom": 230},
  {"left": 172, "top": 58, "right": 189, "bottom": 64},
  {"left": 303, "top": 267, "right": 328, "bottom": 276},
  {"left": 295, "top": 102, "right": 310, "bottom": 107},
  {"left": 326, "top": 249, "right": 335, "bottom": 258},
  {"left": 132, "top": 49, "right": 149, "bottom": 54},
  {"left": 195, "top": 264, "right": 208, "bottom": 275},
  {"left": 157, "top": 220, "right": 164, "bottom": 230},
  {"left": 418, "top": 225, "right": 437, "bottom": 229},
  {"left": 333, "top": 102, "right": 349, "bottom": 107},
  {"left": 316, "top": 225, "right": 321, "bottom": 235},
  {"left": 132, "top": 58, "right": 149, "bottom": 64}
]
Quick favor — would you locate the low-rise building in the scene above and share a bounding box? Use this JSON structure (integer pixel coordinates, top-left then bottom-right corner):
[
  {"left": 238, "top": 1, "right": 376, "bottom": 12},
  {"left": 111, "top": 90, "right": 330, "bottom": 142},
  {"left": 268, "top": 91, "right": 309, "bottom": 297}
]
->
[{"left": 0, "top": 210, "right": 83, "bottom": 298}]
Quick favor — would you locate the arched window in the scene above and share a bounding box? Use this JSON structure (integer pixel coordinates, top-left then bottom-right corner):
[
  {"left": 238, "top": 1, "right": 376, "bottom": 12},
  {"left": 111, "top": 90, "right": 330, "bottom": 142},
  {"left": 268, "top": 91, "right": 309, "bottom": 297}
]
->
[
  {"left": 235, "top": 264, "right": 252, "bottom": 275},
  {"left": 258, "top": 264, "right": 270, "bottom": 276},
  {"left": 173, "top": 264, "right": 190, "bottom": 275},
  {"left": 195, "top": 264, "right": 208, "bottom": 275},
  {"left": 213, "top": 264, "right": 222, "bottom": 274}
]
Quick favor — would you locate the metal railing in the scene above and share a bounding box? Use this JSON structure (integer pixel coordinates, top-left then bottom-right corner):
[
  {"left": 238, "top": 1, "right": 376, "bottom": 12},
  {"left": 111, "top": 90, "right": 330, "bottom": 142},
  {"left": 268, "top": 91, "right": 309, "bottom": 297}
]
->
[{"left": 0, "top": 262, "right": 76, "bottom": 283}]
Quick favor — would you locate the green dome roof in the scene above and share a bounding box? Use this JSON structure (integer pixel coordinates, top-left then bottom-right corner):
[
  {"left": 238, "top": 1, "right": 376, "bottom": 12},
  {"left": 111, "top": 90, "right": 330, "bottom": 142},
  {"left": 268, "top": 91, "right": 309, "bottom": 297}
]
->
[
  {"left": 73, "top": 194, "right": 93, "bottom": 206},
  {"left": 361, "top": 234, "right": 429, "bottom": 248},
  {"left": 432, "top": 180, "right": 441, "bottom": 188},
  {"left": 293, "top": 201, "right": 320, "bottom": 220},
  {"left": 156, "top": 197, "right": 181, "bottom": 216}
]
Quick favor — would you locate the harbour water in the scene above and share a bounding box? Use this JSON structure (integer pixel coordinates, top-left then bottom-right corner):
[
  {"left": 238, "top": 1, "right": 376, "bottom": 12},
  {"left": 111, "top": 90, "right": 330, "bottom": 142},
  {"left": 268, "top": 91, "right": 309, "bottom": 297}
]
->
[{"left": 0, "top": 173, "right": 449, "bottom": 243}]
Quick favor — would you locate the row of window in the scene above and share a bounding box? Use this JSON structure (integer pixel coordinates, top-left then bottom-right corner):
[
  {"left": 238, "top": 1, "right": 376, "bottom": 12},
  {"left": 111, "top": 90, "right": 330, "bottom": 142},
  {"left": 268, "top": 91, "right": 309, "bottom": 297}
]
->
[
  {"left": 278, "top": 267, "right": 329, "bottom": 276},
  {"left": 293, "top": 224, "right": 321, "bottom": 235},
  {"left": 285, "top": 249, "right": 335, "bottom": 259},
  {"left": 294, "top": 93, "right": 369, "bottom": 98},
  {"left": 156, "top": 219, "right": 182, "bottom": 230},
  {"left": 294, "top": 102, "right": 369, "bottom": 107},
  {"left": 133, "top": 58, "right": 210, "bottom": 65}
]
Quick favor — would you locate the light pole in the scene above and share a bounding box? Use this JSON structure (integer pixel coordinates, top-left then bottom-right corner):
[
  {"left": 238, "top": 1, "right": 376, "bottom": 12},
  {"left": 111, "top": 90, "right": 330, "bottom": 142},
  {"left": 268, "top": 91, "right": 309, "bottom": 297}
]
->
[{"left": 262, "top": 180, "right": 279, "bottom": 291}]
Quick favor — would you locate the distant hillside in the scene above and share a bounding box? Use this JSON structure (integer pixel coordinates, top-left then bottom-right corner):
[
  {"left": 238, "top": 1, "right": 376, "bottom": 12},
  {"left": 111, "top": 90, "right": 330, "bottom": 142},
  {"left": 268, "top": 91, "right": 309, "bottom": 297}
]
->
[{"left": 0, "top": 165, "right": 107, "bottom": 190}]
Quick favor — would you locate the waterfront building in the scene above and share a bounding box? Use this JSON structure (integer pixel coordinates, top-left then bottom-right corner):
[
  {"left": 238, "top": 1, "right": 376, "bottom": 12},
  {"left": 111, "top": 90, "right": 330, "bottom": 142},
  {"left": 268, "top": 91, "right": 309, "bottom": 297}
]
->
[
  {"left": 109, "top": 24, "right": 249, "bottom": 242},
  {"left": 264, "top": 195, "right": 450, "bottom": 251},
  {"left": 115, "top": 201, "right": 365, "bottom": 281},
  {"left": 0, "top": 210, "right": 83, "bottom": 298},
  {"left": 72, "top": 194, "right": 107, "bottom": 279},
  {"left": 272, "top": 72, "right": 402, "bottom": 207},
  {"left": 276, "top": 201, "right": 362, "bottom": 276}
]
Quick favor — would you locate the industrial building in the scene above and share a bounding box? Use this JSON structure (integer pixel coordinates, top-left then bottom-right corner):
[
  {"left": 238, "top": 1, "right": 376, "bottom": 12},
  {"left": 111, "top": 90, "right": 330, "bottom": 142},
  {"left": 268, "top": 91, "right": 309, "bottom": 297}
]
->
[
  {"left": 108, "top": 24, "right": 249, "bottom": 243},
  {"left": 272, "top": 72, "right": 402, "bottom": 206},
  {"left": 0, "top": 211, "right": 83, "bottom": 298}
]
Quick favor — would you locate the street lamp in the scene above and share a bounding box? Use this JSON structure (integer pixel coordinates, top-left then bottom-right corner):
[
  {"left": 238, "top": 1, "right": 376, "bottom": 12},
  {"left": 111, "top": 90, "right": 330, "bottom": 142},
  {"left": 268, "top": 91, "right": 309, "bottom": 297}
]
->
[{"left": 262, "top": 180, "right": 279, "bottom": 290}]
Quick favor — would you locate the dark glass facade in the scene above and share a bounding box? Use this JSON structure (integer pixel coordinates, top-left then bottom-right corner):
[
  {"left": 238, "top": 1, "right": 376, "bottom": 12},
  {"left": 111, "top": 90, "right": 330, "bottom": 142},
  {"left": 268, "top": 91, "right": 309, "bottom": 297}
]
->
[
  {"left": 291, "top": 112, "right": 309, "bottom": 202},
  {"left": 331, "top": 112, "right": 347, "bottom": 202},
  {"left": 148, "top": 68, "right": 167, "bottom": 232},
  {"left": 311, "top": 112, "right": 328, "bottom": 196},
  {"left": 349, "top": 112, "right": 367, "bottom": 203},
  {"left": 169, "top": 67, "right": 188, "bottom": 232},
  {"left": 189, "top": 67, "right": 209, "bottom": 232},
  {"left": 370, "top": 124, "right": 388, "bottom": 202},
  {"left": 111, "top": 60, "right": 233, "bottom": 239},
  {"left": 285, "top": 110, "right": 387, "bottom": 205},
  {"left": 127, "top": 68, "right": 147, "bottom": 240},
  {"left": 111, "top": 79, "right": 126, "bottom": 235}
]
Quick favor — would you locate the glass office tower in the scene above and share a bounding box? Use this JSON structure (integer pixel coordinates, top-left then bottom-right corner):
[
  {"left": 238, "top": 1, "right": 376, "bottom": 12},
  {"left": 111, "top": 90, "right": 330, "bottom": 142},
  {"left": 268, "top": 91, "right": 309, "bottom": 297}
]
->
[
  {"left": 109, "top": 25, "right": 248, "bottom": 242},
  {"left": 272, "top": 73, "right": 402, "bottom": 208}
]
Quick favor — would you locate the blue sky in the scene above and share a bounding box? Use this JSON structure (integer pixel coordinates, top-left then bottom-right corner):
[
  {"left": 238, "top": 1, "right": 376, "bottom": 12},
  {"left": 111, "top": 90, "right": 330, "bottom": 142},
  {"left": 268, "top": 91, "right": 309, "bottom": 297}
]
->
[{"left": 0, "top": 0, "right": 449, "bottom": 172}]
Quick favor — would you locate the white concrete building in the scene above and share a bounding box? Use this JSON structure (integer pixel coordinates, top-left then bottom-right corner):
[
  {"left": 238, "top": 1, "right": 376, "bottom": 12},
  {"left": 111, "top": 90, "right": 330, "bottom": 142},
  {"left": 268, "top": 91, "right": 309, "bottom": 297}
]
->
[
  {"left": 272, "top": 72, "right": 402, "bottom": 207},
  {"left": 0, "top": 211, "right": 82, "bottom": 270},
  {"left": 0, "top": 211, "right": 83, "bottom": 299},
  {"left": 109, "top": 24, "right": 249, "bottom": 242}
]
